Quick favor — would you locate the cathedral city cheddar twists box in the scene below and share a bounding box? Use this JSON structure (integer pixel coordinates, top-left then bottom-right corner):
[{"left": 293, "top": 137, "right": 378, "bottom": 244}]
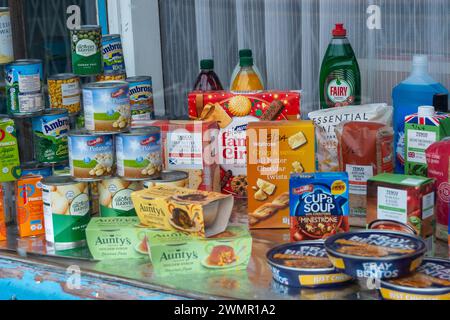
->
[
  {"left": 188, "top": 91, "right": 301, "bottom": 198},
  {"left": 290, "top": 172, "right": 350, "bottom": 241},
  {"left": 247, "top": 121, "right": 315, "bottom": 229}
]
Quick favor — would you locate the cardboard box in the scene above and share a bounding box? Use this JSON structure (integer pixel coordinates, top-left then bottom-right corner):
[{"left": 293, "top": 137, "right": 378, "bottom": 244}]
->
[
  {"left": 405, "top": 110, "right": 450, "bottom": 176},
  {"left": 247, "top": 121, "right": 315, "bottom": 229},
  {"left": 290, "top": 172, "right": 350, "bottom": 241},
  {"left": 131, "top": 185, "right": 234, "bottom": 238},
  {"left": 367, "top": 173, "right": 435, "bottom": 254},
  {"left": 16, "top": 175, "right": 45, "bottom": 238},
  {"left": 0, "top": 117, "right": 21, "bottom": 182},
  {"left": 132, "top": 120, "right": 220, "bottom": 192},
  {"left": 188, "top": 91, "right": 301, "bottom": 198},
  {"left": 0, "top": 185, "right": 6, "bottom": 241},
  {"left": 147, "top": 226, "right": 252, "bottom": 276},
  {"left": 86, "top": 217, "right": 151, "bottom": 260}
]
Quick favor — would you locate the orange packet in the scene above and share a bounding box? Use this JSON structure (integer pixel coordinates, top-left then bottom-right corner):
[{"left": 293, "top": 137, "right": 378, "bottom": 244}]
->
[{"left": 16, "top": 175, "right": 45, "bottom": 238}]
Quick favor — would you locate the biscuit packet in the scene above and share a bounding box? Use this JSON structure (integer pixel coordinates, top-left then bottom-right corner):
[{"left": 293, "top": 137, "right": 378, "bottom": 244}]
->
[
  {"left": 335, "top": 121, "right": 394, "bottom": 227},
  {"left": 308, "top": 104, "right": 393, "bottom": 173}
]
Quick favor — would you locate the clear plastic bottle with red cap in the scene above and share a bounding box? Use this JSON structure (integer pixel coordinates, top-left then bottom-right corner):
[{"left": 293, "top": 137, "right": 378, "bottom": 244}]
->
[{"left": 319, "top": 23, "right": 361, "bottom": 109}]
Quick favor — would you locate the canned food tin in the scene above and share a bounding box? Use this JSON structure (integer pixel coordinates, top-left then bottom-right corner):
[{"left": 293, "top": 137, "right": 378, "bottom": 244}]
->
[
  {"left": 116, "top": 128, "right": 162, "bottom": 180},
  {"left": 89, "top": 181, "right": 99, "bottom": 216},
  {"left": 52, "top": 161, "right": 70, "bottom": 176},
  {"left": 96, "top": 73, "right": 127, "bottom": 82},
  {"left": 68, "top": 130, "right": 115, "bottom": 181},
  {"left": 5, "top": 59, "right": 44, "bottom": 115},
  {"left": 21, "top": 161, "right": 53, "bottom": 178},
  {"left": 127, "top": 76, "right": 154, "bottom": 121},
  {"left": 32, "top": 109, "right": 70, "bottom": 164},
  {"left": 99, "top": 178, "right": 143, "bottom": 217},
  {"left": 0, "top": 8, "right": 13, "bottom": 65},
  {"left": 143, "top": 170, "right": 188, "bottom": 188},
  {"left": 48, "top": 73, "right": 81, "bottom": 114},
  {"left": 70, "top": 25, "right": 103, "bottom": 76},
  {"left": 101, "top": 34, "right": 126, "bottom": 75},
  {"left": 42, "top": 176, "right": 90, "bottom": 250},
  {"left": 82, "top": 81, "right": 131, "bottom": 132}
]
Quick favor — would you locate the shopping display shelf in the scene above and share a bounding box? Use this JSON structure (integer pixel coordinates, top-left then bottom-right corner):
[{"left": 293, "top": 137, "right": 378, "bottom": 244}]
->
[{"left": 0, "top": 199, "right": 448, "bottom": 300}]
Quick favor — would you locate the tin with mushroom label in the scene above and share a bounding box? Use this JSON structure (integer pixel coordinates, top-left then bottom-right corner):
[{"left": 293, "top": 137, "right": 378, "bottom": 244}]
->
[
  {"left": 42, "top": 176, "right": 91, "bottom": 249},
  {"left": 116, "top": 128, "right": 162, "bottom": 180},
  {"left": 70, "top": 25, "right": 102, "bottom": 76},
  {"left": 102, "top": 34, "right": 126, "bottom": 75},
  {"left": 48, "top": 73, "right": 81, "bottom": 114},
  {"left": 99, "top": 178, "right": 143, "bottom": 217},
  {"left": 83, "top": 81, "right": 131, "bottom": 133},
  {"left": 0, "top": 8, "right": 13, "bottom": 65},
  {"left": 32, "top": 109, "right": 70, "bottom": 164},
  {"left": 68, "top": 130, "right": 115, "bottom": 181},
  {"left": 5, "top": 59, "right": 44, "bottom": 115},
  {"left": 127, "top": 76, "right": 154, "bottom": 121}
]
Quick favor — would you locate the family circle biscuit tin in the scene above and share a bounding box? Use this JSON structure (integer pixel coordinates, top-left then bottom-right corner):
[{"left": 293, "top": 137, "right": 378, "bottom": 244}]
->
[
  {"left": 82, "top": 81, "right": 131, "bottom": 132},
  {"left": 5, "top": 59, "right": 44, "bottom": 115},
  {"left": 42, "top": 176, "right": 91, "bottom": 250},
  {"left": 101, "top": 34, "right": 126, "bottom": 75},
  {"left": 115, "top": 128, "right": 162, "bottom": 180},
  {"left": 267, "top": 241, "right": 353, "bottom": 288},
  {"left": 99, "top": 178, "right": 143, "bottom": 217},
  {"left": 70, "top": 25, "right": 102, "bottom": 76},
  {"left": 0, "top": 8, "right": 13, "bottom": 65},
  {"left": 68, "top": 130, "right": 115, "bottom": 181},
  {"left": 32, "top": 109, "right": 70, "bottom": 164},
  {"left": 47, "top": 73, "right": 81, "bottom": 114},
  {"left": 379, "top": 258, "right": 450, "bottom": 300},
  {"left": 143, "top": 170, "right": 188, "bottom": 188},
  {"left": 324, "top": 230, "right": 427, "bottom": 280},
  {"left": 127, "top": 76, "right": 154, "bottom": 121}
]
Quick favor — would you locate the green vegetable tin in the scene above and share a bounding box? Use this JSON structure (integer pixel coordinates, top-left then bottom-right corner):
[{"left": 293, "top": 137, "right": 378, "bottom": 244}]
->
[
  {"left": 70, "top": 25, "right": 103, "bottom": 76},
  {"left": 32, "top": 109, "right": 70, "bottom": 163}
]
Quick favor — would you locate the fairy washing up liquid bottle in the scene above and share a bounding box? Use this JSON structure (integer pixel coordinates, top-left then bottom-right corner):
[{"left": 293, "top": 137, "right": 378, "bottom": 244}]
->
[
  {"left": 392, "top": 55, "right": 449, "bottom": 173},
  {"left": 319, "top": 23, "right": 361, "bottom": 109}
]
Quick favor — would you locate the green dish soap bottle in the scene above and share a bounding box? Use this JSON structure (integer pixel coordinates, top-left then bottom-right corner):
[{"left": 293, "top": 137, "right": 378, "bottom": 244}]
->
[{"left": 319, "top": 23, "right": 361, "bottom": 109}]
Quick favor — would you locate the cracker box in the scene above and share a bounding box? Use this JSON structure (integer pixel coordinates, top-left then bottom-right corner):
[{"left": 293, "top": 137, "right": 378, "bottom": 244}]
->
[
  {"left": 131, "top": 185, "right": 234, "bottom": 238},
  {"left": 86, "top": 217, "right": 152, "bottom": 260},
  {"left": 16, "top": 175, "right": 45, "bottom": 238},
  {"left": 247, "top": 121, "right": 315, "bottom": 229},
  {"left": 367, "top": 173, "right": 435, "bottom": 254},
  {"left": 290, "top": 172, "right": 350, "bottom": 241},
  {"left": 147, "top": 226, "right": 252, "bottom": 276},
  {"left": 0, "top": 185, "right": 6, "bottom": 241},
  {"left": 132, "top": 120, "right": 220, "bottom": 192},
  {"left": 405, "top": 108, "right": 450, "bottom": 176},
  {"left": 188, "top": 91, "right": 301, "bottom": 198}
]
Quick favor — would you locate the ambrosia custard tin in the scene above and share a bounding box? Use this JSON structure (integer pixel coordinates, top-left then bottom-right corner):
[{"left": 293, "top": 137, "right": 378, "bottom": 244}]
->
[
  {"left": 267, "top": 241, "right": 353, "bottom": 288},
  {"left": 380, "top": 258, "right": 450, "bottom": 300},
  {"left": 324, "top": 230, "right": 427, "bottom": 280}
]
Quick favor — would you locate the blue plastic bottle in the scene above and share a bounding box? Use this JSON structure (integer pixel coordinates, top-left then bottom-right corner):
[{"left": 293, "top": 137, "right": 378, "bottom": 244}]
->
[{"left": 392, "top": 55, "right": 448, "bottom": 173}]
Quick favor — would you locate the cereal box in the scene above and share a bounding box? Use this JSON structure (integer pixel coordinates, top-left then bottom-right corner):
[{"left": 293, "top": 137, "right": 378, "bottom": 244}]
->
[
  {"left": 290, "top": 172, "right": 350, "bottom": 241},
  {"left": 188, "top": 91, "right": 301, "bottom": 198},
  {"left": 367, "top": 173, "right": 435, "bottom": 254},
  {"left": 131, "top": 185, "right": 234, "bottom": 238},
  {"left": 16, "top": 175, "right": 45, "bottom": 238},
  {"left": 0, "top": 185, "right": 6, "bottom": 241},
  {"left": 132, "top": 120, "right": 220, "bottom": 192},
  {"left": 247, "top": 121, "right": 315, "bottom": 229}
]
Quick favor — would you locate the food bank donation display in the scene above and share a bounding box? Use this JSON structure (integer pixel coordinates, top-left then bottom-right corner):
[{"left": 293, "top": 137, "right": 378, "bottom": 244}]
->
[{"left": 0, "top": 18, "right": 449, "bottom": 302}]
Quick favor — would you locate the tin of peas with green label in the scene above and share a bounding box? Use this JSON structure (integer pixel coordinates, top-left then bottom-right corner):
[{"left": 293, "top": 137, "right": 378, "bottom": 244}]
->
[
  {"left": 32, "top": 109, "right": 70, "bottom": 164},
  {"left": 70, "top": 25, "right": 103, "bottom": 76}
]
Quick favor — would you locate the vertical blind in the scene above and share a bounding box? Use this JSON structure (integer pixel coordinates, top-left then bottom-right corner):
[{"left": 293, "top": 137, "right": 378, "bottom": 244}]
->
[{"left": 159, "top": 0, "right": 450, "bottom": 118}]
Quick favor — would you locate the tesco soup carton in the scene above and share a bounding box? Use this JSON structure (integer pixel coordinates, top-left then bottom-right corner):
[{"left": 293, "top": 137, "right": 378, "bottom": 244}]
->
[{"left": 188, "top": 91, "right": 301, "bottom": 198}]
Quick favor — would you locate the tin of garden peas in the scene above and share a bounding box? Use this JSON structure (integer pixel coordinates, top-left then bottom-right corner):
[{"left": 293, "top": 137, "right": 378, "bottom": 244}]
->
[
  {"left": 32, "top": 109, "right": 70, "bottom": 164},
  {"left": 70, "top": 25, "right": 103, "bottom": 76},
  {"left": 48, "top": 73, "right": 81, "bottom": 114},
  {"left": 102, "top": 34, "right": 126, "bottom": 75}
]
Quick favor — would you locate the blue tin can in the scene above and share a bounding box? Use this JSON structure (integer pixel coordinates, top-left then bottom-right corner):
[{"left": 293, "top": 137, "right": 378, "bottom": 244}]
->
[
  {"left": 102, "top": 34, "right": 126, "bottom": 75},
  {"left": 127, "top": 76, "right": 155, "bottom": 120},
  {"left": 20, "top": 161, "right": 53, "bottom": 178}
]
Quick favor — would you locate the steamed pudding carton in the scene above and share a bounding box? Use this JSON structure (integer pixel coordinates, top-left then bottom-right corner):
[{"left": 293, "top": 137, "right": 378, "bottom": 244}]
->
[{"left": 131, "top": 185, "right": 234, "bottom": 238}]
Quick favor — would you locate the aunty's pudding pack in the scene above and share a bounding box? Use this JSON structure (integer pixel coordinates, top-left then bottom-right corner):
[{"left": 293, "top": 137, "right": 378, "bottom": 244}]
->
[{"left": 188, "top": 91, "right": 301, "bottom": 198}]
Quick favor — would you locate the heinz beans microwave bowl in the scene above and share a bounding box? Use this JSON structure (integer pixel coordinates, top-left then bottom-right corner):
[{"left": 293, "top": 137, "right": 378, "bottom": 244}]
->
[
  {"left": 324, "top": 230, "right": 427, "bottom": 280},
  {"left": 267, "top": 241, "right": 353, "bottom": 288},
  {"left": 289, "top": 172, "right": 349, "bottom": 241}
]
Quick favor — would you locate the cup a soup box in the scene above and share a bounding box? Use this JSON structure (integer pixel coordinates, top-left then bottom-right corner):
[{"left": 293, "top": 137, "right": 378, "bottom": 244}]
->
[
  {"left": 367, "top": 173, "right": 435, "bottom": 253},
  {"left": 188, "top": 91, "right": 301, "bottom": 198},
  {"left": 247, "top": 121, "right": 315, "bottom": 229},
  {"left": 86, "top": 217, "right": 152, "bottom": 260},
  {"left": 132, "top": 120, "right": 220, "bottom": 192},
  {"left": 147, "top": 226, "right": 252, "bottom": 276},
  {"left": 131, "top": 185, "right": 234, "bottom": 238},
  {"left": 290, "top": 172, "right": 350, "bottom": 241}
]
